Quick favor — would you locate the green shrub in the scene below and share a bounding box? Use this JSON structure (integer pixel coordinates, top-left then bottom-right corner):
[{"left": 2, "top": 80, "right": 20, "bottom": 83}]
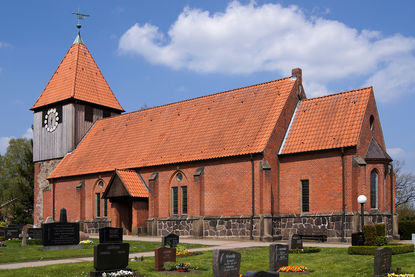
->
[
  {"left": 163, "top": 261, "right": 177, "bottom": 271},
  {"left": 348, "top": 244, "right": 414, "bottom": 255},
  {"left": 398, "top": 220, "right": 415, "bottom": 240},
  {"left": 364, "top": 225, "right": 377, "bottom": 246},
  {"left": 375, "top": 224, "right": 386, "bottom": 236},
  {"left": 374, "top": 236, "right": 388, "bottom": 246},
  {"left": 289, "top": 247, "right": 321, "bottom": 254}
]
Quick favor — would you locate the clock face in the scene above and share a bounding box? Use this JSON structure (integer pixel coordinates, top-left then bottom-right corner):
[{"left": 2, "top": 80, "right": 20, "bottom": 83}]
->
[{"left": 44, "top": 108, "right": 59, "bottom": 132}]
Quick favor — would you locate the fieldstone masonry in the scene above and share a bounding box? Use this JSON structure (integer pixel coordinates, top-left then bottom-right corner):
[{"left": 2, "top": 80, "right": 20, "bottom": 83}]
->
[
  {"left": 35, "top": 159, "right": 61, "bottom": 224},
  {"left": 152, "top": 212, "right": 394, "bottom": 241}
]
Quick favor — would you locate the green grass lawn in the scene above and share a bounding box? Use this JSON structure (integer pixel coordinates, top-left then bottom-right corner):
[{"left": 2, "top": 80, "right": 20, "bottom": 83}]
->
[
  {"left": 0, "top": 247, "right": 414, "bottom": 277},
  {"left": 0, "top": 239, "right": 206, "bottom": 264}
]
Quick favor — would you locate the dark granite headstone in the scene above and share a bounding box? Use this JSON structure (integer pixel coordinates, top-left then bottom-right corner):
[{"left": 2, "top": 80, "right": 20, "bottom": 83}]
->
[
  {"left": 242, "top": 271, "right": 279, "bottom": 276},
  {"left": 99, "top": 227, "right": 123, "bottom": 243},
  {"left": 374, "top": 247, "right": 392, "bottom": 277},
  {"left": 93, "top": 243, "right": 130, "bottom": 271},
  {"left": 59, "top": 208, "right": 68, "bottom": 223},
  {"left": 42, "top": 222, "right": 80, "bottom": 246},
  {"left": 269, "top": 244, "right": 289, "bottom": 271},
  {"left": 289, "top": 234, "right": 303, "bottom": 250},
  {"left": 5, "top": 224, "right": 21, "bottom": 239},
  {"left": 155, "top": 246, "right": 176, "bottom": 271},
  {"left": 28, "top": 228, "right": 43, "bottom": 240},
  {"left": 352, "top": 232, "right": 365, "bottom": 246},
  {"left": 212, "top": 249, "right": 241, "bottom": 277},
  {"left": 162, "top": 233, "right": 179, "bottom": 248}
]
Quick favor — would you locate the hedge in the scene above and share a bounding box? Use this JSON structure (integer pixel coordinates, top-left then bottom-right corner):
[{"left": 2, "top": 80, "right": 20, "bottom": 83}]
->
[
  {"left": 348, "top": 243, "right": 414, "bottom": 255},
  {"left": 398, "top": 220, "right": 415, "bottom": 240},
  {"left": 289, "top": 247, "right": 321, "bottom": 254}
]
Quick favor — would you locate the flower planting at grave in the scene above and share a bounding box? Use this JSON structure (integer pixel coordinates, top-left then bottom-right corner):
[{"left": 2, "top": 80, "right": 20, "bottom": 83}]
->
[
  {"left": 101, "top": 269, "right": 134, "bottom": 276},
  {"left": 278, "top": 265, "right": 308, "bottom": 272},
  {"left": 387, "top": 274, "right": 415, "bottom": 277},
  {"left": 163, "top": 261, "right": 200, "bottom": 272},
  {"left": 79, "top": 239, "right": 94, "bottom": 245}
]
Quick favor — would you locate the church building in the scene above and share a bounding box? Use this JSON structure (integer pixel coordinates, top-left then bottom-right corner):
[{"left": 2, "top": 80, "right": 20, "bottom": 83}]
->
[{"left": 32, "top": 28, "right": 397, "bottom": 241}]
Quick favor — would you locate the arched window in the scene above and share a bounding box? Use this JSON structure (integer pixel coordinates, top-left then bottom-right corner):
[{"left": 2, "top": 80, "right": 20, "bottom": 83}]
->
[
  {"left": 95, "top": 180, "right": 108, "bottom": 218},
  {"left": 370, "top": 115, "right": 375, "bottom": 132},
  {"left": 370, "top": 170, "right": 378, "bottom": 209}
]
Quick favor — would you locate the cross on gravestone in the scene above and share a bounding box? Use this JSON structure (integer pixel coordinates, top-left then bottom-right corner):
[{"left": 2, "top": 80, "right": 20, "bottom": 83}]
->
[
  {"left": 162, "top": 233, "right": 179, "bottom": 248},
  {"left": 154, "top": 246, "right": 176, "bottom": 271},
  {"left": 269, "top": 244, "right": 289, "bottom": 272},
  {"left": 373, "top": 247, "right": 392, "bottom": 277},
  {"left": 289, "top": 234, "right": 303, "bottom": 250},
  {"left": 212, "top": 249, "right": 241, "bottom": 277},
  {"left": 242, "top": 271, "right": 280, "bottom": 276}
]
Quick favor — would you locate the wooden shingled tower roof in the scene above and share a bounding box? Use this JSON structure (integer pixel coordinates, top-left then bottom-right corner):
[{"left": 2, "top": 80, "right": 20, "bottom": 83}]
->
[{"left": 31, "top": 38, "right": 124, "bottom": 112}]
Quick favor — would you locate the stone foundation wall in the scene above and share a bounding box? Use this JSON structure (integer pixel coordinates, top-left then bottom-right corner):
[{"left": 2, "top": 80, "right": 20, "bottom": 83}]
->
[
  {"left": 78, "top": 218, "right": 111, "bottom": 234},
  {"left": 151, "top": 212, "right": 393, "bottom": 241}
]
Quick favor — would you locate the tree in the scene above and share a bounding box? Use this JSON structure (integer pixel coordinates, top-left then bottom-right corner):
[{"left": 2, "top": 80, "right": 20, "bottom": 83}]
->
[
  {"left": 394, "top": 160, "right": 415, "bottom": 209},
  {"left": 0, "top": 138, "right": 34, "bottom": 224}
]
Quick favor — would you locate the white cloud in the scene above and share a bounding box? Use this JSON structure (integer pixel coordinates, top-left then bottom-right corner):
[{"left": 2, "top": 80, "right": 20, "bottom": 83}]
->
[
  {"left": 0, "top": 42, "right": 10, "bottom": 48},
  {"left": 23, "top": 128, "right": 33, "bottom": 139},
  {"left": 387, "top": 147, "right": 406, "bottom": 160},
  {"left": 0, "top": 137, "right": 12, "bottom": 155},
  {"left": 119, "top": 1, "right": 415, "bottom": 102},
  {"left": 0, "top": 128, "right": 33, "bottom": 155}
]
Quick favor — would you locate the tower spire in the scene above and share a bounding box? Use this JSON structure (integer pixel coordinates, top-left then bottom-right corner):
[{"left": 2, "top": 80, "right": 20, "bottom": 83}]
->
[{"left": 72, "top": 8, "right": 89, "bottom": 44}]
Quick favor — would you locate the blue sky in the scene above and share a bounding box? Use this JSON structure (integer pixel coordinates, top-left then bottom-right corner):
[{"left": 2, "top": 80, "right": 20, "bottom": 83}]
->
[{"left": 0, "top": 0, "right": 414, "bottom": 174}]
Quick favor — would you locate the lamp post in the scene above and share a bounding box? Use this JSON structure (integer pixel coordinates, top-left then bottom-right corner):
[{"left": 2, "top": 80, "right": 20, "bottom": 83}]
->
[{"left": 357, "top": 195, "right": 367, "bottom": 232}]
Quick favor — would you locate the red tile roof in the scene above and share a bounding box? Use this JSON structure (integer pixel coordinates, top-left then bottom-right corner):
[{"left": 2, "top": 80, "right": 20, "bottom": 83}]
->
[
  {"left": 31, "top": 42, "right": 124, "bottom": 112},
  {"left": 280, "top": 87, "right": 372, "bottom": 154},
  {"left": 117, "top": 170, "right": 149, "bottom": 198},
  {"left": 48, "top": 77, "right": 296, "bottom": 179}
]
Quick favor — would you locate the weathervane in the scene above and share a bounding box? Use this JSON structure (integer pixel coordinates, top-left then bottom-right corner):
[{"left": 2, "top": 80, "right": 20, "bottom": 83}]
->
[{"left": 72, "top": 8, "right": 89, "bottom": 32}]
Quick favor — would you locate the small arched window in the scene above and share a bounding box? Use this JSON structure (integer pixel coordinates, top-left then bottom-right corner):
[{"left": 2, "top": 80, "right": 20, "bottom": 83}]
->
[
  {"left": 370, "top": 170, "right": 378, "bottom": 209},
  {"left": 370, "top": 115, "right": 375, "bottom": 132}
]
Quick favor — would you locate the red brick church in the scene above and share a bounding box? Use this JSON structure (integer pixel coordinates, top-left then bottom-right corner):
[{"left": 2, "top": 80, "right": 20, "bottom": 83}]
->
[{"left": 32, "top": 30, "right": 397, "bottom": 241}]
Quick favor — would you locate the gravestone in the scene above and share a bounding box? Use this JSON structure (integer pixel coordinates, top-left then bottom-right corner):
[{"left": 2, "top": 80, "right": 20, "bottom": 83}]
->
[
  {"left": 269, "top": 244, "right": 289, "bottom": 271},
  {"left": 212, "top": 249, "right": 241, "bottom": 277},
  {"left": 91, "top": 243, "right": 131, "bottom": 277},
  {"left": 99, "top": 227, "right": 123, "bottom": 243},
  {"left": 154, "top": 246, "right": 176, "bottom": 271},
  {"left": 28, "top": 228, "right": 43, "bottom": 240},
  {"left": 289, "top": 234, "right": 303, "bottom": 249},
  {"left": 242, "top": 271, "right": 280, "bottom": 276},
  {"left": 162, "top": 233, "right": 179, "bottom": 248},
  {"left": 42, "top": 208, "right": 80, "bottom": 248},
  {"left": 5, "top": 224, "right": 21, "bottom": 239},
  {"left": 373, "top": 247, "right": 392, "bottom": 277},
  {"left": 94, "top": 243, "right": 130, "bottom": 270},
  {"left": 412, "top": 233, "right": 415, "bottom": 245},
  {"left": 352, "top": 232, "right": 365, "bottom": 246}
]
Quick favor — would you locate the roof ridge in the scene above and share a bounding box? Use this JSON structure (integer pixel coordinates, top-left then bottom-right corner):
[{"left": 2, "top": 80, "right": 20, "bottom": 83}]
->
[
  {"left": 99, "top": 76, "right": 292, "bottom": 120},
  {"left": 304, "top": 86, "right": 372, "bottom": 102},
  {"left": 31, "top": 45, "right": 75, "bottom": 110},
  {"left": 71, "top": 43, "right": 81, "bottom": 98}
]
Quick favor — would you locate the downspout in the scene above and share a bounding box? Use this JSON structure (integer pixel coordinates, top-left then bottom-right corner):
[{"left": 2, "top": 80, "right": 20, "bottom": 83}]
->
[
  {"left": 250, "top": 154, "right": 255, "bottom": 240},
  {"left": 341, "top": 148, "right": 346, "bottom": 242},
  {"left": 52, "top": 180, "right": 56, "bottom": 221},
  {"left": 390, "top": 163, "right": 394, "bottom": 237}
]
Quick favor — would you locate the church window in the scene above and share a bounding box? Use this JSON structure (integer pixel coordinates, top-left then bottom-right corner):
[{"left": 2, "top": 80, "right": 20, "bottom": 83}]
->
[
  {"left": 370, "top": 170, "right": 378, "bottom": 209},
  {"left": 370, "top": 115, "right": 374, "bottom": 132},
  {"left": 176, "top": 172, "right": 183, "bottom": 181},
  {"left": 85, "top": 106, "right": 93, "bottom": 122},
  {"left": 172, "top": 187, "right": 178, "bottom": 215},
  {"left": 301, "top": 180, "right": 309, "bottom": 213},
  {"left": 95, "top": 193, "right": 101, "bottom": 217},
  {"left": 103, "top": 198, "right": 108, "bottom": 217},
  {"left": 181, "top": 186, "right": 188, "bottom": 214}
]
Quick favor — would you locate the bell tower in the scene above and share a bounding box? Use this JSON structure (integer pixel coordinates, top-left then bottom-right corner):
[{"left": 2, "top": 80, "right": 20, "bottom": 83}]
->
[{"left": 31, "top": 15, "right": 124, "bottom": 224}]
